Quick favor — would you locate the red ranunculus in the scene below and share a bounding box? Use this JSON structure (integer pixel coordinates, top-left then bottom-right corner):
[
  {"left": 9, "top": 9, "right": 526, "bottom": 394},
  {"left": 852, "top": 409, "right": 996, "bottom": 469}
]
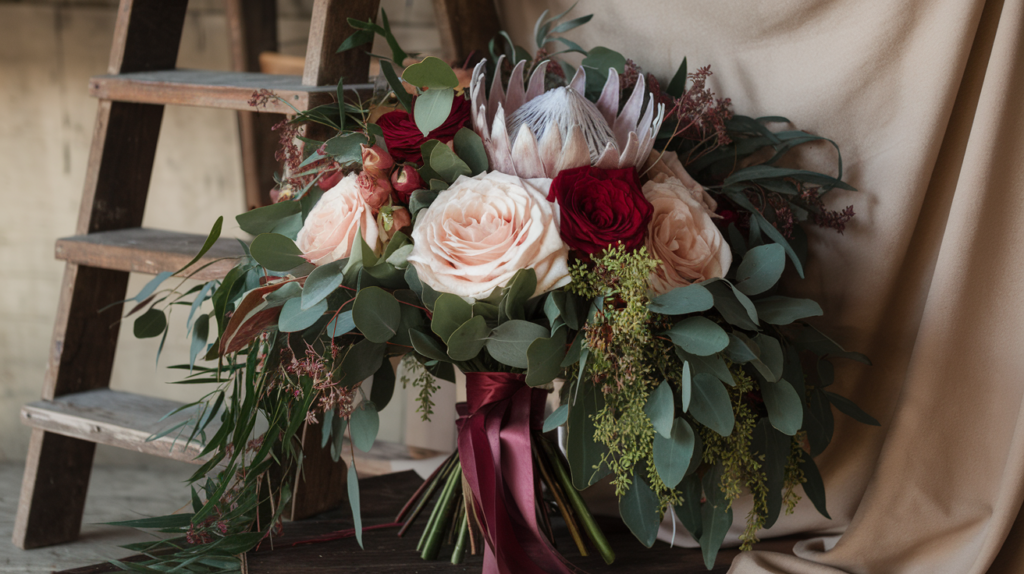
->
[
  {"left": 377, "top": 95, "right": 470, "bottom": 164},
  {"left": 547, "top": 166, "right": 653, "bottom": 255}
]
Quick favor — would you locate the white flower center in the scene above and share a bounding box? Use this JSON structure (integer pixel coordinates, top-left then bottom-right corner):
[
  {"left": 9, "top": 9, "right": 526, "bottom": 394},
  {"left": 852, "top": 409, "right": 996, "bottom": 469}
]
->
[{"left": 505, "top": 87, "right": 617, "bottom": 163}]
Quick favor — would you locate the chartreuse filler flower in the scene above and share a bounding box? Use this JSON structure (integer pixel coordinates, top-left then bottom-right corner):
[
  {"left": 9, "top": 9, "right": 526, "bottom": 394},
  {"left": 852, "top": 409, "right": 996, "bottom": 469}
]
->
[{"left": 113, "top": 6, "right": 877, "bottom": 574}]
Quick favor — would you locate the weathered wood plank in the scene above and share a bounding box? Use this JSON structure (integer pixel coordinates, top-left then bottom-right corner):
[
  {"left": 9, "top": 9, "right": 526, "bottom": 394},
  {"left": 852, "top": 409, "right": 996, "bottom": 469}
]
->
[
  {"left": 55, "top": 228, "right": 245, "bottom": 281},
  {"left": 89, "top": 70, "right": 375, "bottom": 114},
  {"left": 432, "top": 0, "right": 502, "bottom": 61},
  {"left": 303, "top": 0, "right": 381, "bottom": 87},
  {"left": 227, "top": 0, "right": 282, "bottom": 209},
  {"left": 20, "top": 387, "right": 436, "bottom": 474},
  {"left": 21, "top": 389, "right": 209, "bottom": 463}
]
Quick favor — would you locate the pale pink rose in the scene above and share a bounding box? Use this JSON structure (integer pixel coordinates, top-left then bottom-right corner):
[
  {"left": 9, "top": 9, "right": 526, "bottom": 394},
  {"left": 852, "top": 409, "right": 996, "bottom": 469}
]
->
[
  {"left": 355, "top": 171, "right": 391, "bottom": 212},
  {"left": 643, "top": 176, "right": 732, "bottom": 295},
  {"left": 407, "top": 172, "right": 570, "bottom": 300},
  {"left": 296, "top": 172, "right": 380, "bottom": 265},
  {"left": 643, "top": 150, "right": 718, "bottom": 212},
  {"left": 360, "top": 144, "right": 394, "bottom": 180}
]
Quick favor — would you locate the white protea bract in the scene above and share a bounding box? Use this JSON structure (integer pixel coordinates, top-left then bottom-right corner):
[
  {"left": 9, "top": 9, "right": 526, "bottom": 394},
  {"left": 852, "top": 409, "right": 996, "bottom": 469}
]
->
[{"left": 469, "top": 55, "right": 665, "bottom": 178}]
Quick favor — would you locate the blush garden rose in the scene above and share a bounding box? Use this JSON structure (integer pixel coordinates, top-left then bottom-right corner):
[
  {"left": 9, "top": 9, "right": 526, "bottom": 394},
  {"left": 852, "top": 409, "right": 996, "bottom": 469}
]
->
[
  {"left": 296, "top": 172, "right": 380, "bottom": 265},
  {"left": 643, "top": 173, "right": 732, "bottom": 295},
  {"left": 407, "top": 171, "right": 570, "bottom": 300},
  {"left": 546, "top": 166, "right": 653, "bottom": 255}
]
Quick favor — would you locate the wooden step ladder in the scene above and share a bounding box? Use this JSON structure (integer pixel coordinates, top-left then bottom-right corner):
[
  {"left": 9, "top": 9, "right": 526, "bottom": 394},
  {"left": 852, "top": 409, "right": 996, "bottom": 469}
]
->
[{"left": 12, "top": 0, "right": 499, "bottom": 550}]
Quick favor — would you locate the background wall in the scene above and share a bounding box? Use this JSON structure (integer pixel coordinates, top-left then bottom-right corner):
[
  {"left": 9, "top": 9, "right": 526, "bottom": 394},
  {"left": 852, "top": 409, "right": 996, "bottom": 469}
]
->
[{"left": 0, "top": 0, "right": 451, "bottom": 464}]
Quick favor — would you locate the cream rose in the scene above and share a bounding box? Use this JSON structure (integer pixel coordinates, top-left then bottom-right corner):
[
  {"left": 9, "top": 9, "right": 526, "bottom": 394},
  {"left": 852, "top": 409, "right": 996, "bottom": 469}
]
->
[
  {"left": 643, "top": 150, "right": 718, "bottom": 212},
  {"left": 644, "top": 176, "right": 732, "bottom": 295},
  {"left": 407, "top": 171, "right": 570, "bottom": 300},
  {"left": 296, "top": 172, "right": 380, "bottom": 266}
]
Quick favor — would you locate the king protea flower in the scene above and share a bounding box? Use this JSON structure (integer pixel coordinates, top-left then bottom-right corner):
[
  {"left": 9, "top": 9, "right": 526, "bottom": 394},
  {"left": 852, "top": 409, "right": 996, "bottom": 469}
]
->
[{"left": 469, "top": 55, "right": 665, "bottom": 178}]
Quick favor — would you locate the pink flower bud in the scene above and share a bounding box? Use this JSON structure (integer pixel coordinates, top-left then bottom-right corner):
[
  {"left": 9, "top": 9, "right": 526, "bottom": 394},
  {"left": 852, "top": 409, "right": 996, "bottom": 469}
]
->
[
  {"left": 319, "top": 169, "right": 343, "bottom": 191},
  {"left": 360, "top": 144, "right": 394, "bottom": 180},
  {"left": 356, "top": 171, "right": 391, "bottom": 212},
  {"left": 391, "top": 206, "right": 412, "bottom": 231},
  {"left": 390, "top": 164, "right": 425, "bottom": 204}
]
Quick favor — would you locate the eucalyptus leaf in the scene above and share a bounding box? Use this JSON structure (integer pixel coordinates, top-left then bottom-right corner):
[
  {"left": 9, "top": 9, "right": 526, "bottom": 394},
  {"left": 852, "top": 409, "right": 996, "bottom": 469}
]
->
[
  {"left": 447, "top": 315, "right": 490, "bottom": 361},
  {"left": 825, "top": 391, "right": 880, "bottom": 426},
  {"left": 706, "top": 281, "right": 758, "bottom": 330},
  {"left": 526, "top": 327, "right": 567, "bottom": 387},
  {"left": 486, "top": 320, "right": 550, "bottom": 369},
  {"left": 371, "top": 360, "right": 396, "bottom": 410},
  {"left": 338, "top": 339, "right": 386, "bottom": 387},
  {"left": 689, "top": 373, "right": 734, "bottom": 436},
  {"left": 279, "top": 297, "right": 326, "bottom": 332},
  {"left": 761, "top": 378, "right": 803, "bottom": 436},
  {"left": 323, "top": 132, "right": 369, "bottom": 167},
  {"left": 675, "top": 474, "right": 702, "bottom": 539},
  {"left": 804, "top": 388, "right": 835, "bottom": 456},
  {"left": 402, "top": 56, "right": 460, "bottom": 88},
  {"left": 431, "top": 293, "right": 473, "bottom": 343},
  {"left": 666, "top": 317, "right": 729, "bottom": 356},
  {"left": 134, "top": 309, "right": 166, "bottom": 339},
  {"left": 699, "top": 464, "right": 733, "bottom": 569},
  {"left": 751, "top": 417, "right": 790, "bottom": 528},
  {"left": 567, "top": 380, "right": 610, "bottom": 489},
  {"left": 800, "top": 456, "right": 831, "bottom": 519},
  {"left": 453, "top": 127, "right": 489, "bottom": 174},
  {"left": 681, "top": 361, "right": 692, "bottom": 412},
  {"left": 236, "top": 201, "right": 302, "bottom": 235},
  {"left": 644, "top": 381, "right": 674, "bottom": 438},
  {"left": 301, "top": 259, "right": 346, "bottom": 310},
  {"left": 350, "top": 402, "right": 380, "bottom": 452},
  {"left": 347, "top": 464, "right": 363, "bottom": 548},
  {"left": 755, "top": 296, "right": 823, "bottom": 325},
  {"left": 619, "top": 472, "right": 661, "bottom": 548},
  {"left": 250, "top": 233, "right": 306, "bottom": 272},
  {"left": 676, "top": 348, "right": 734, "bottom": 386},
  {"left": 543, "top": 404, "right": 568, "bottom": 432},
  {"left": 327, "top": 310, "right": 356, "bottom": 337},
  {"left": 413, "top": 88, "right": 455, "bottom": 137},
  {"left": 189, "top": 314, "right": 209, "bottom": 370},
  {"left": 735, "top": 243, "right": 786, "bottom": 296},
  {"left": 410, "top": 327, "right": 450, "bottom": 362},
  {"left": 653, "top": 418, "right": 695, "bottom": 488},
  {"left": 353, "top": 286, "right": 401, "bottom": 343},
  {"left": 648, "top": 283, "right": 714, "bottom": 316},
  {"left": 429, "top": 141, "right": 472, "bottom": 183}
]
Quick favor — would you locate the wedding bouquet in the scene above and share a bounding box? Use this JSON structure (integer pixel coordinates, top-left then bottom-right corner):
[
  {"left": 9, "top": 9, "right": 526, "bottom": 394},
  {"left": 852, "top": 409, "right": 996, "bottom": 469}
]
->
[{"left": 117, "top": 7, "right": 877, "bottom": 573}]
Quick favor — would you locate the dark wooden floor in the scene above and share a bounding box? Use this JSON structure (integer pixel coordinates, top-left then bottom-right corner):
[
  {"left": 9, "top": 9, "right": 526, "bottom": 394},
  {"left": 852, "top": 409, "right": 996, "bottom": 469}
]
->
[{"left": 58, "top": 471, "right": 800, "bottom": 574}]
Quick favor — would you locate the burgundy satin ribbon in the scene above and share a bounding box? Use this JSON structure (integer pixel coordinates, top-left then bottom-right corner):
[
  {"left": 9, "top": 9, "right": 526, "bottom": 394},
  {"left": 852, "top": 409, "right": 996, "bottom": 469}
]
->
[{"left": 457, "top": 372, "right": 575, "bottom": 574}]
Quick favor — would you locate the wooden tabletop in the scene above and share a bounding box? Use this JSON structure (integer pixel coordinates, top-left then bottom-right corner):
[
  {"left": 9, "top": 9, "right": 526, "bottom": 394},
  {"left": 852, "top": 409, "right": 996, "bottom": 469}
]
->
[{"left": 57, "top": 471, "right": 802, "bottom": 574}]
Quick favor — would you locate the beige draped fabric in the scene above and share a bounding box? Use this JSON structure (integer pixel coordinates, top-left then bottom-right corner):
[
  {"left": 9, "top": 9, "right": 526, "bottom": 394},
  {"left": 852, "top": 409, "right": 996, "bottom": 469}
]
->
[{"left": 497, "top": 1, "right": 1024, "bottom": 572}]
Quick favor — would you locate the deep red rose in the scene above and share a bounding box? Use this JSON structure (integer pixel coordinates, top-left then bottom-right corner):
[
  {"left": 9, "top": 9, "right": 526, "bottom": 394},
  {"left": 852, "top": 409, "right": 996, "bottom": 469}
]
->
[
  {"left": 390, "top": 163, "right": 425, "bottom": 204},
  {"left": 547, "top": 166, "right": 653, "bottom": 255},
  {"left": 377, "top": 94, "right": 470, "bottom": 164}
]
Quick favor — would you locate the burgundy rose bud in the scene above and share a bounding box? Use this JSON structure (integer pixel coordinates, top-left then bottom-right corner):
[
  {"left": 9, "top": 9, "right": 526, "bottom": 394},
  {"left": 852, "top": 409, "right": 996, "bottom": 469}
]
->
[
  {"left": 547, "top": 166, "right": 653, "bottom": 255},
  {"left": 355, "top": 171, "right": 391, "bottom": 212},
  {"left": 376, "top": 95, "right": 470, "bottom": 164},
  {"left": 319, "top": 168, "right": 343, "bottom": 191},
  {"left": 360, "top": 144, "right": 394, "bottom": 180},
  {"left": 391, "top": 206, "right": 412, "bottom": 231},
  {"left": 390, "top": 164, "right": 425, "bottom": 204}
]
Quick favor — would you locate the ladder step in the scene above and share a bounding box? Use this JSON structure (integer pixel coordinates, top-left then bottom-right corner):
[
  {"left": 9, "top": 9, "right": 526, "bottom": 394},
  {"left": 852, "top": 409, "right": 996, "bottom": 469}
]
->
[
  {"left": 21, "top": 389, "right": 441, "bottom": 474},
  {"left": 88, "top": 69, "right": 374, "bottom": 113},
  {"left": 55, "top": 228, "right": 245, "bottom": 280},
  {"left": 21, "top": 389, "right": 210, "bottom": 463}
]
